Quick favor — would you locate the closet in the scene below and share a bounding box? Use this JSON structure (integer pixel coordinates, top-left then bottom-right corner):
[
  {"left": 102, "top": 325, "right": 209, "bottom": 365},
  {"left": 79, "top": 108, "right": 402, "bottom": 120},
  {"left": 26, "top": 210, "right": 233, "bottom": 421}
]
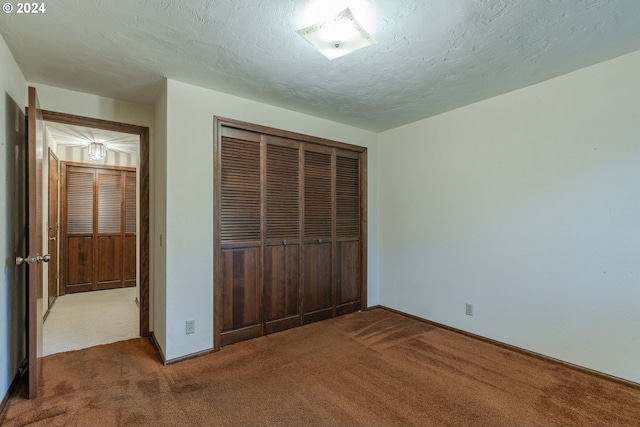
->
[
  {"left": 61, "top": 163, "right": 136, "bottom": 294},
  {"left": 214, "top": 118, "right": 367, "bottom": 348}
]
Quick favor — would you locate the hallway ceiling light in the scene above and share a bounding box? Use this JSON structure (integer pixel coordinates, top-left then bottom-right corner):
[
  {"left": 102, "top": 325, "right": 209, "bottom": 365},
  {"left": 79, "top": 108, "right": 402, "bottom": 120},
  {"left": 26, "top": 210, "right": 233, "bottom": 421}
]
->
[
  {"left": 88, "top": 142, "right": 107, "bottom": 160},
  {"left": 296, "top": 8, "right": 377, "bottom": 60}
]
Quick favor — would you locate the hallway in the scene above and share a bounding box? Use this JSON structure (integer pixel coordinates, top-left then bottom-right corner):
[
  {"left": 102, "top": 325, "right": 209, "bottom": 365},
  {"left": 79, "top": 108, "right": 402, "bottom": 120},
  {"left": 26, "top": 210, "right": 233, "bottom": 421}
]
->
[{"left": 43, "top": 288, "right": 139, "bottom": 356}]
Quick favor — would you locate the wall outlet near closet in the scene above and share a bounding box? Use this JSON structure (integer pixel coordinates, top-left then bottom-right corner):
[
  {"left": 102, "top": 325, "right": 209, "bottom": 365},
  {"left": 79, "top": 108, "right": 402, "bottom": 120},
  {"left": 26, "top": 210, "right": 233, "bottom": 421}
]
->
[
  {"left": 465, "top": 303, "right": 473, "bottom": 316},
  {"left": 186, "top": 319, "right": 195, "bottom": 334}
]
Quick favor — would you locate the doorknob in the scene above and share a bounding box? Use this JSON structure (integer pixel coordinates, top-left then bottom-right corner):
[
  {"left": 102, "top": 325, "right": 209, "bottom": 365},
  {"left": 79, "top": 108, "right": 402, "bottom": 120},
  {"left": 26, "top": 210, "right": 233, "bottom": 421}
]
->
[
  {"left": 48, "top": 237, "right": 56, "bottom": 241},
  {"left": 15, "top": 254, "right": 50, "bottom": 265},
  {"left": 16, "top": 256, "right": 31, "bottom": 265}
]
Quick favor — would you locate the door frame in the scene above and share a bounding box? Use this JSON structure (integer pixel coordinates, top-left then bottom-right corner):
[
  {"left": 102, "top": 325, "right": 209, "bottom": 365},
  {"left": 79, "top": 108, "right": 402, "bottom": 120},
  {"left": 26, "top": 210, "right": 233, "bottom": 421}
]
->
[{"left": 42, "top": 110, "right": 151, "bottom": 336}]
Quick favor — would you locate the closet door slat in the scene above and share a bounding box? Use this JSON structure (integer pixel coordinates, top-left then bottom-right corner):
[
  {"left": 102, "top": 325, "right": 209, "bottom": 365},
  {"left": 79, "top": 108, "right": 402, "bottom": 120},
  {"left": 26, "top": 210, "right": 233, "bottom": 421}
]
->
[
  {"left": 97, "top": 171, "right": 121, "bottom": 234},
  {"left": 220, "top": 138, "right": 261, "bottom": 243},
  {"left": 266, "top": 144, "right": 300, "bottom": 240},
  {"left": 336, "top": 155, "right": 360, "bottom": 238},
  {"left": 304, "top": 150, "right": 332, "bottom": 239},
  {"left": 67, "top": 169, "right": 94, "bottom": 234},
  {"left": 125, "top": 172, "right": 136, "bottom": 234}
]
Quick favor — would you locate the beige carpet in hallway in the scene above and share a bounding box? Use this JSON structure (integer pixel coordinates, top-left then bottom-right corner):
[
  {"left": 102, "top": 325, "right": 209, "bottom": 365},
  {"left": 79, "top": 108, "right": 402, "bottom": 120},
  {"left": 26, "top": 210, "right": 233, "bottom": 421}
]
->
[{"left": 43, "top": 287, "right": 139, "bottom": 356}]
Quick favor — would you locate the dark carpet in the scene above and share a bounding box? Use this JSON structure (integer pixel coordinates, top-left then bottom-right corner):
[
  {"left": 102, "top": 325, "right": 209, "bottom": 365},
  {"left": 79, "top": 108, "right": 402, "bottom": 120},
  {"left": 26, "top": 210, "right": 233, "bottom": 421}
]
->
[{"left": 2, "top": 308, "right": 639, "bottom": 426}]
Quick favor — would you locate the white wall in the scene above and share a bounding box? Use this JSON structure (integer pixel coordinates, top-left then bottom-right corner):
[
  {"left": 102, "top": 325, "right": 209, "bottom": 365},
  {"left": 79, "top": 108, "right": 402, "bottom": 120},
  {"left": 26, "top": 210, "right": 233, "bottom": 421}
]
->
[
  {"left": 32, "top": 85, "right": 154, "bottom": 128},
  {"left": 378, "top": 50, "right": 640, "bottom": 383},
  {"left": 152, "top": 81, "right": 167, "bottom": 359},
  {"left": 0, "top": 34, "right": 27, "bottom": 405},
  {"left": 161, "top": 79, "right": 379, "bottom": 361}
]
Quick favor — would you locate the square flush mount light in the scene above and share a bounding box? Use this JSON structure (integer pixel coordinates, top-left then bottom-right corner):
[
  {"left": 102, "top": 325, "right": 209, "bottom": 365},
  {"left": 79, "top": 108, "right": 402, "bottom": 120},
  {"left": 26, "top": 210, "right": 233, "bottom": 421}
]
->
[{"left": 296, "top": 8, "right": 376, "bottom": 60}]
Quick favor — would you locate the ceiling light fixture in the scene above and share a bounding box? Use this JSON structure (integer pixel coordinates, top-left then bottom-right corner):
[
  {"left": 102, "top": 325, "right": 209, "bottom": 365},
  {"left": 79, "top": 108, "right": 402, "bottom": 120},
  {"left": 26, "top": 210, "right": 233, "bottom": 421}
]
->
[
  {"left": 88, "top": 142, "right": 107, "bottom": 160},
  {"left": 296, "top": 8, "right": 376, "bottom": 60}
]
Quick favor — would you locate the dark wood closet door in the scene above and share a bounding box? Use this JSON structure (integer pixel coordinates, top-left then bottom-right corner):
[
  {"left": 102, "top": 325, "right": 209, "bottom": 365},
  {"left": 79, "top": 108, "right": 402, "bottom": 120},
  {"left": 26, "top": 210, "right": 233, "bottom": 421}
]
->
[
  {"left": 218, "top": 129, "right": 263, "bottom": 346},
  {"left": 62, "top": 164, "right": 136, "bottom": 294},
  {"left": 264, "top": 137, "right": 302, "bottom": 334},
  {"left": 124, "top": 171, "right": 137, "bottom": 287},
  {"left": 335, "top": 150, "right": 361, "bottom": 315},
  {"left": 96, "top": 170, "right": 122, "bottom": 290},
  {"left": 221, "top": 247, "right": 261, "bottom": 345},
  {"left": 214, "top": 118, "right": 367, "bottom": 350},
  {"left": 302, "top": 145, "right": 334, "bottom": 324},
  {"left": 65, "top": 166, "right": 95, "bottom": 293}
]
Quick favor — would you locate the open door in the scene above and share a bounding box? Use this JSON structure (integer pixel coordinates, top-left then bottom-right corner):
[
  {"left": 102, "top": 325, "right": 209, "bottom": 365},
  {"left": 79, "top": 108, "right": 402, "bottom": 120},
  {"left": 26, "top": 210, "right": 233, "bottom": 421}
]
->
[
  {"left": 47, "top": 149, "right": 59, "bottom": 309},
  {"left": 18, "top": 86, "right": 47, "bottom": 398}
]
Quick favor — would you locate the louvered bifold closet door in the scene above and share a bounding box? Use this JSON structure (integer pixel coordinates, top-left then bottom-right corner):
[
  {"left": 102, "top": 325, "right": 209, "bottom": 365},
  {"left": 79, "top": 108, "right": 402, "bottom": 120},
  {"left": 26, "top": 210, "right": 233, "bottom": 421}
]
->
[
  {"left": 264, "top": 137, "right": 302, "bottom": 334},
  {"left": 215, "top": 119, "right": 367, "bottom": 350},
  {"left": 335, "top": 150, "right": 361, "bottom": 315},
  {"left": 96, "top": 170, "right": 123, "bottom": 290},
  {"left": 65, "top": 166, "right": 95, "bottom": 293},
  {"left": 63, "top": 164, "right": 136, "bottom": 294},
  {"left": 219, "top": 128, "right": 263, "bottom": 346},
  {"left": 302, "top": 144, "right": 334, "bottom": 324},
  {"left": 123, "top": 171, "right": 137, "bottom": 287}
]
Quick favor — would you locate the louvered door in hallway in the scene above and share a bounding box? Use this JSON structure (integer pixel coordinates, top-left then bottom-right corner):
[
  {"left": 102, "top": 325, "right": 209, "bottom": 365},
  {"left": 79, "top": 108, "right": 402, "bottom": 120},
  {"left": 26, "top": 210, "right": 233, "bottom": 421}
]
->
[
  {"left": 61, "top": 163, "right": 137, "bottom": 294},
  {"left": 215, "top": 118, "right": 367, "bottom": 349}
]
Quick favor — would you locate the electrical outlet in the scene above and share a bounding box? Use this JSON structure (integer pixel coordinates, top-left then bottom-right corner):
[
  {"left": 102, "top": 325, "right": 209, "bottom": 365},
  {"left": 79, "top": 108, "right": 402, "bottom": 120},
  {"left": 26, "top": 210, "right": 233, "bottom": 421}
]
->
[
  {"left": 465, "top": 303, "right": 473, "bottom": 316},
  {"left": 185, "top": 319, "right": 195, "bottom": 334}
]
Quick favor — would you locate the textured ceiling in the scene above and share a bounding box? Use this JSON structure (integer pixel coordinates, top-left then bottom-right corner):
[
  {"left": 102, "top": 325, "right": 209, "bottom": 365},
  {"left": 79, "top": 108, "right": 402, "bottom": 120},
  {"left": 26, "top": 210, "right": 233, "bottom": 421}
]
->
[{"left": 2, "top": 0, "right": 640, "bottom": 131}]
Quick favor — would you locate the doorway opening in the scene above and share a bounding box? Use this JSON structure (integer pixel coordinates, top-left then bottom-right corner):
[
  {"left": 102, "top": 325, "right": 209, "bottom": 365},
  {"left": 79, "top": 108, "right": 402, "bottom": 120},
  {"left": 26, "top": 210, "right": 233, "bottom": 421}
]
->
[{"left": 40, "top": 110, "right": 150, "bottom": 355}]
